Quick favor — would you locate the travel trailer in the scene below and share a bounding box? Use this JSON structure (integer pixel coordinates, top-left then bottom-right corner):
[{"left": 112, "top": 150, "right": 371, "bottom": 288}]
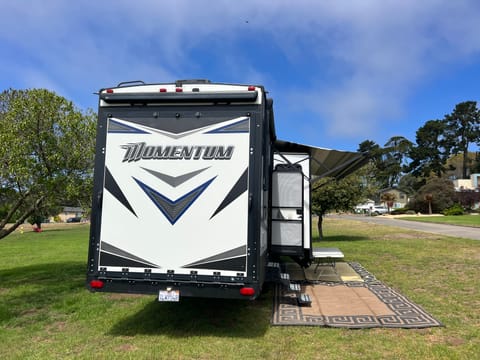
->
[{"left": 86, "top": 80, "right": 367, "bottom": 302}]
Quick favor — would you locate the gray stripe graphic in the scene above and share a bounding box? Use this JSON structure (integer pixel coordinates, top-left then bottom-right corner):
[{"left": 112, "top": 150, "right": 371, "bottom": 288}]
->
[
  {"left": 101, "top": 242, "right": 160, "bottom": 268},
  {"left": 141, "top": 167, "right": 209, "bottom": 187},
  {"left": 183, "top": 245, "right": 247, "bottom": 268}
]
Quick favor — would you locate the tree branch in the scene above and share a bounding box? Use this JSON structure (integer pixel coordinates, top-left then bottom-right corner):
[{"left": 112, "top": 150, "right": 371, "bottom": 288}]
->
[
  {"left": 0, "top": 195, "right": 44, "bottom": 240},
  {"left": 0, "top": 190, "right": 30, "bottom": 229}
]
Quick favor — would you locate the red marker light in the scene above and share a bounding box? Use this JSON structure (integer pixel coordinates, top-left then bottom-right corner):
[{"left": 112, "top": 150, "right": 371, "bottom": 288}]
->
[
  {"left": 247, "top": 86, "right": 255, "bottom": 91},
  {"left": 106, "top": 89, "right": 114, "bottom": 94},
  {"left": 240, "top": 287, "right": 255, "bottom": 296},
  {"left": 159, "top": 88, "right": 167, "bottom": 92},
  {"left": 90, "top": 280, "right": 104, "bottom": 289},
  {"left": 175, "top": 88, "right": 183, "bottom": 92}
]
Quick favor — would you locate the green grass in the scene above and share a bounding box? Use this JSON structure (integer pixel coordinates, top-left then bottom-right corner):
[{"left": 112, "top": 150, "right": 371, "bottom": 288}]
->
[
  {"left": 1, "top": 221, "right": 479, "bottom": 359},
  {"left": 398, "top": 214, "right": 480, "bottom": 227}
]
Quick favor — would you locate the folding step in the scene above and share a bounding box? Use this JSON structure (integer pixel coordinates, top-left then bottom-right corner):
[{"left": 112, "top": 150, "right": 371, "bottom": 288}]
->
[
  {"left": 267, "top": 262, "right": 280, "bottom": 269},
  {"left": 265, "top": 262, "right": 282, "bottom": 282},
  {"left": 297, "top": 293, "right": 312, "bottom": 307},
  {"left": 279, "top": 272, "right": 290, "bottom": 287},
  {"left": 289, "top": 283, "right": 301, "bottom": 293}
]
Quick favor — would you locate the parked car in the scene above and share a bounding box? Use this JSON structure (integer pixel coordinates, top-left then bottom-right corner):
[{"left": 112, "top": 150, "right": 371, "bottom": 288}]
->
[
  {"left": 372, "top": 205, "right": 388, "bottom": 215},
  {"left": 66, "top": 217, "right": 82, "bottom": 223}
]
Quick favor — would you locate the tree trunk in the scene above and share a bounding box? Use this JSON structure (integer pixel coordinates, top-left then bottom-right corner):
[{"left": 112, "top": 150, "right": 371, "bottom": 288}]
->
[
  {"left": 317, "top": 214, "right": 324, "bottom": 240},
  {"left": 463, "top": 151, "right": 469, "bottom": 179},
  {"left": 0, "top": 191, "right": 29, "bottom": 229},
  {"left": 0, "top": 196, "right": 44, "bottom": 240}
]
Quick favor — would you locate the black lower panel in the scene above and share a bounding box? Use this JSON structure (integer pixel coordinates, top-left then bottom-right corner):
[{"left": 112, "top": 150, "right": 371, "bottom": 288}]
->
[{"left": 183, "top": 256, "right": 246, "bottom": 272}]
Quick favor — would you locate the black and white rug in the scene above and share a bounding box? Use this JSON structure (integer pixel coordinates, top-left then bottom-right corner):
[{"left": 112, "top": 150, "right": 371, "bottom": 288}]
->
[{"left": 272, "top": 263, "right": 443, "bottom": 328}]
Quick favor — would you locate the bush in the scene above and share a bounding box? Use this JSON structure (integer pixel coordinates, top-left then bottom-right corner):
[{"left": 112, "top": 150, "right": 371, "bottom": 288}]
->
[
  {"left": 409, "top": 177, "right": 456, "bottom": 213},
  {"left": 443, "top": 204, "right": 464, "bottom": 216},
  {"left": 391, "top": 208, "right": 407, "bottom": 215}
]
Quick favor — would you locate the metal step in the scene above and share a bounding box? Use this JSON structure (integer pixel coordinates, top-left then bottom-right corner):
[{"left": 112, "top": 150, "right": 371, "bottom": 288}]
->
[
  {"left": 267, "top": 262, "right": 280, "bottom": 269},
  {"left": 289, "top": 283, "right": 301, "bottom": 293},
  {"left": 265, "top": 262, "right": 282, "bottom": 282},
  {"left": 279, "top": 272, "right": 290, "bottom": 287},
  {"left": 297, "top": 293, "right": 312, "bottom": 307}
]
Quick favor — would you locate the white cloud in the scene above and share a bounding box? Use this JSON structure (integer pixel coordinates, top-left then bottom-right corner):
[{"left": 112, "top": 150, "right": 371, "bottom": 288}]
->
[{"left": 2, "top": 0, "right": 480, "bottom": 142}]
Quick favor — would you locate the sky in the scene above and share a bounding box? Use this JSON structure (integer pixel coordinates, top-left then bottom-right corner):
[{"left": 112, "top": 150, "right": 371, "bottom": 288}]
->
[{"left": 1, "top": 0, "right": 480, "bottom": 152}]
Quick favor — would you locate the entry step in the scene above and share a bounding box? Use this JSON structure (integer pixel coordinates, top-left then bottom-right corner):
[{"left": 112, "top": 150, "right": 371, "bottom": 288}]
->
[
  {"left": 267, "top": 262, "right": 280, "bottom": 269},
  {"left": 297, "top": 293, "right": 312, "bottom": 306},
  {"left": 289, "top": 283, "right": 301, "bottom": 292},
  {"left": 280, "top": 272, "right": 290, "bottom": 286}
]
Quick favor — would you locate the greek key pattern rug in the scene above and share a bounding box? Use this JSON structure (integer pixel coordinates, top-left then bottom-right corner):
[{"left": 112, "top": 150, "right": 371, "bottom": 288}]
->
[{"left": 272, "top": 263, "right": 443, "bottom": 328}]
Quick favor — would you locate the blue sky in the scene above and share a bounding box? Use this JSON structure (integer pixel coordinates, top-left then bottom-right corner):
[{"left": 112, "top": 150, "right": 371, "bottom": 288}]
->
[{"left": 2, "top": 0, "right": 480, "bottom": 151}]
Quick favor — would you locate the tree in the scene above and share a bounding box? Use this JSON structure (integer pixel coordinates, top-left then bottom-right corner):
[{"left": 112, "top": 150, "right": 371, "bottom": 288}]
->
[
  {"left": 408, "top": 177, "right": 456, "bottom": 214},
  {"left": 472, "top": 152, "right": 480, "bottom": 174},
  {"left": 443, "top": 101, "right": 480, "bottom": 179},
  {"left": 455, "top": 190, "right": 480, "bottom": 211},
  {"left": 357, "top": 140, "right": 385, "bottom": 195},
  {"left": 311, "top": 174, "right": 365, "bottom": 240},
  {"left": 0, "top": 89, "right": 96, "bottom": 239},
  {"left": 358, "top": 137, "right": 413, "bottom": 190},
  {"left": 408, "top": 120, "right": 449, "bottom": 179},
  {"left": 380, "top": 192, "right": 396, "bottom": 213},
  {"left": 381, "top": 136, "right": 413, "bottom": 188}
]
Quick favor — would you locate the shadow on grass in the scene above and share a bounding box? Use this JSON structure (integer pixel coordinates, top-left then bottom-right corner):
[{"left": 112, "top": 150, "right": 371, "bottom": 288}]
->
[
  {"left": 0, "top": 262, "right": 86, "bottom": 323},
  {"left": 0, "top": 261, "right": 271, "bottom": 338},
  {"left": 109, "top": 286, "right": 272, "bottom": 338},
  {"left": 313, "top": 235, "right": 369, "bottom": 242}
]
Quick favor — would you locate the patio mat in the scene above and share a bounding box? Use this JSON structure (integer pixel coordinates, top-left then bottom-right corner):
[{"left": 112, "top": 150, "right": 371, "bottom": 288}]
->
[{"left": 272, "top": 263, "right": 443, "bottom": 328}]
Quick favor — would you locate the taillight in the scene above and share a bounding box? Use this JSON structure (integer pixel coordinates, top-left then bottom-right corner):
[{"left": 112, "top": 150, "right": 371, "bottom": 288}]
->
[
  {"left": 240, "top": 287, "right": 255, "bottom": 296},
  {"left": 159, "top": 88, "right": 167, "bottom": 92},
  {"left": 106, "top": 89, "right": 114, "bottom": 93},
  {"left": 90, "top": 280, "right": 104, "bottom": 289},
  {"left": 175, "top": 88, "right": 183, "bottom": 92}
]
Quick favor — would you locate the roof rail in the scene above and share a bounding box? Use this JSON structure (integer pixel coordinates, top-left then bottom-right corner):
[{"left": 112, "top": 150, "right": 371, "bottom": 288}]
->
[{"left": 117, "top": 80, "right": 146, "bottom": 87}]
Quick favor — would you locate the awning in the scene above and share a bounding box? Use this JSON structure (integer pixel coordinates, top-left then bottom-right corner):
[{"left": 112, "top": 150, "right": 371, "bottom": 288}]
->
[{"left": 274, "top": 140, "right": 369, "bottom": 181}]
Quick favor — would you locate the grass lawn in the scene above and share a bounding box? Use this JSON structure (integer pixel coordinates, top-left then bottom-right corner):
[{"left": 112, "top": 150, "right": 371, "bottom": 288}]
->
[
  {"left": 1, "top": 220, "right": 479, "bottom": 359},
  {"left": 397, "top": 214, "right": 480, "bottom": 228}
]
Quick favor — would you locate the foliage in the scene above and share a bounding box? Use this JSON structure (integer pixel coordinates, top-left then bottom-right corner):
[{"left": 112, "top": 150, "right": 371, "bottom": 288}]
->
[
  {"left": 445, "top": 152, "right": 478, "bottom": 180},
  {"left": 473, "top": 152, "right": 480, "bottom": 173},
  {"left": 381, "top": 136, "right": 413, "bottom": 187},
  {"left": 357, "top": 140, "right": 385, "bottom": 194},
  {"left": 408, "top": 177, "right": 456, "bottom": 213},
  {"left": 358, "top": 137, "right": 412, "bottom": 191},
  {"left": 0, "top": 88, "right": 96, "bottom": 239},
  {"left": 390, "top": 207, "right": 408, "bottom": 215},
  {"left": 454, "top": 189, "right": 480, "bottom": 210},
  {"left": 349, "top": 161, "right": 381, "bottom": 201},
  {"left": 311, "top": 174, "right": 365, "bottom": 239},
  {"left": 408, "top": 119, "right": 449, "bottom": 179},
  {"left": 380, "top": 191, "right": 396, "bottom": 212},
  {"left": 442, "top": 203, "right": 465, "bottom": 216},
  {"left": 443, "top": 101, "right": 480, "bottom": 179}
]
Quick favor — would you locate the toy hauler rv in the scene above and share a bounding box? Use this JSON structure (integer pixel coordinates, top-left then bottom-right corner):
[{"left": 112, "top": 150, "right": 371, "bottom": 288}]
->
[{"left": 86, "top": 80, "right": 366, "bottom": 301}]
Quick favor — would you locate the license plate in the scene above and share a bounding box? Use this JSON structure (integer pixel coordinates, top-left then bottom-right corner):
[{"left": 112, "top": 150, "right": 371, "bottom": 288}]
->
[{"left": 158, "top": 289, "right": 180, "bottom": 302}]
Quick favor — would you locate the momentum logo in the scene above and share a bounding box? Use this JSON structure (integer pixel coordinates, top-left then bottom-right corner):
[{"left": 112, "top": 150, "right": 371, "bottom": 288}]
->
[{"left": 121, "top": 142, "right": 234, "bottom": 162}]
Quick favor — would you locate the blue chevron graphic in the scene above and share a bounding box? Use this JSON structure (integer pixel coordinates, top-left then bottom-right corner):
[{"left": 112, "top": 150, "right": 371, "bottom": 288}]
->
[{"left": 133, "top": 177, "right": 216, "bottom": 224}]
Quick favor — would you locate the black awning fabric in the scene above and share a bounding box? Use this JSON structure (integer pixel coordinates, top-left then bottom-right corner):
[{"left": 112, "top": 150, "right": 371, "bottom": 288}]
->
[{"left": 274, "top": 140, "right": 369, "bottom": 181}]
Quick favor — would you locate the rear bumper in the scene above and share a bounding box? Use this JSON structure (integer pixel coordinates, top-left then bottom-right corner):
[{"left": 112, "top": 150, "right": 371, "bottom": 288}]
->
[{"left": 86, "top": 277, "right": 262, "bottom": 300}]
